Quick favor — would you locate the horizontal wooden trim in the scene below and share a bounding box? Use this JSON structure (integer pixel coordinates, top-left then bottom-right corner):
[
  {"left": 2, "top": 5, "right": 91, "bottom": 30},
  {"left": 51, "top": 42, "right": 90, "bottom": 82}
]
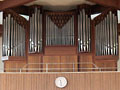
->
[
  {"left": 95, "top": 55, "right": 119, "bottom": 60},
  {"left": 28, "top": 53, "right": 43, "bottom": 56},
  {"left": 45, "top": 46, "right": 77, "bottom": 55},
  {"left": 2, "top": 56, "right": 26, "bottom": 61},
  {"left": 78, "top": 52, "right": 93, "bottom": 55}
]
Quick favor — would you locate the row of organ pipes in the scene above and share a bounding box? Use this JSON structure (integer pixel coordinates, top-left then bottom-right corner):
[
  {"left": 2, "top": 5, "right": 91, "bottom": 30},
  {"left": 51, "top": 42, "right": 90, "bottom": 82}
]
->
[
  {"left": 95, "top": 11, "right": 118, "bottom": 56},
  {"left": 46, "top": 14, "right": 75, "bottom": 46},
  {"left": 2, "top": 6, "right": 119, "bottom": 57},
  {"left": 2, "top": 14, "right": 25, "bottom": 56},
  {"left": 29, "top": 7, "right": 43, "bottom": 53},
  {"left": 29, "top": 7, "right": 91, "bottom": 53},
  {"left": 78, "top": 9, "right": 91, "bottom": 52}
]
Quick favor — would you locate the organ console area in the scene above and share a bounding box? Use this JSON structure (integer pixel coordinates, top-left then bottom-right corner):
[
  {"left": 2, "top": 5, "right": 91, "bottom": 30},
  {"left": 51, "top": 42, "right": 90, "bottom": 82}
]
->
[{"left": 2, "top": 5, "right": 119, "bottom": 72}]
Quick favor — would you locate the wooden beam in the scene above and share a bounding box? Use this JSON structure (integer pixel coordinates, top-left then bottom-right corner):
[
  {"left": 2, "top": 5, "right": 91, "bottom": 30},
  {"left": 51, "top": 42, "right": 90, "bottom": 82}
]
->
[
  {"left": 87, "top": 0, "right": 119, "bottom": 9},
  {"left": 0, "top": 25, "right": 3, "bottom": 36},
  {"left": 11, "top": 6, "right": 29, "bottom": 15},
  {"left": 90, "top": 5, "right": 109, "bottom": 14},
  {"left": 0, "top": 0, "right": 35, "bottom": 11},
  {"left": 118, "top": 24, "right": 120, "bottom": 35}
]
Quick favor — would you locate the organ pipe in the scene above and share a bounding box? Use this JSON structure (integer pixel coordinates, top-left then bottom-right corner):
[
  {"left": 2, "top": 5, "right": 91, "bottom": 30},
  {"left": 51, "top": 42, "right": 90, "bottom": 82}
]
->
[
  {"left": 46, "top": 14, "right": 75, "bottom": 46},
  {"left": 2, "top": 14, "right": 26, "bottom": 56},
  {"left": 95, "top": 11, "right": 118, "bottom": 56},
  {"left": 29, "top": 7, "right": 43, "bottom": 53},
  {"left": 78, "top": 9, "right": 91, "bottom": 52}
]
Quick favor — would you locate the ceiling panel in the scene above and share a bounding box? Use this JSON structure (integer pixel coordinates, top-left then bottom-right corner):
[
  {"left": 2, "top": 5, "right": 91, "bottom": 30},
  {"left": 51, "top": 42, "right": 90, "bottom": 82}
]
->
[{"left": 26, "top": 0, "right": 94, "bottom": 6}]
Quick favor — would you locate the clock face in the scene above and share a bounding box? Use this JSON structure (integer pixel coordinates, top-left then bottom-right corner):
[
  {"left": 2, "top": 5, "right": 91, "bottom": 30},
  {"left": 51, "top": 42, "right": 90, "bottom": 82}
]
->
[{"left": 55, "top": 77, "right": 67, "bottom": 88}]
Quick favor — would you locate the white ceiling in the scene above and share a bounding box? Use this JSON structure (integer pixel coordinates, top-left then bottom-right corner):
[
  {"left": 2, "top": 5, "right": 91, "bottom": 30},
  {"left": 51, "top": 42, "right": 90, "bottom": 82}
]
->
[
  {"left": 26, "top": 0, "right": 94, "bottom": 6},
  {"left": 26, "top": 0, "right": 94, "bottom": 11}
]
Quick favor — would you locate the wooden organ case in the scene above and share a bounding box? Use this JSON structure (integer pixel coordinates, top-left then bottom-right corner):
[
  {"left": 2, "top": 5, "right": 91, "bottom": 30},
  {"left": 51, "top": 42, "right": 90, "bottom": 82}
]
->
[
  {"left": 93, "top": 8, "right": 119, "bottom": 71},
  {"left": 2, "top": 9, "right": 27, "bottom": 72},
  {"left": 2, "top": 5, "right": 119, "bottom": 72}
]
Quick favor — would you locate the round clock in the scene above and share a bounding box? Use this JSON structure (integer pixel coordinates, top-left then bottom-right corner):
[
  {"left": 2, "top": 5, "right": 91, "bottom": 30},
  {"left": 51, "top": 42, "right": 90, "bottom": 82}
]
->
[{"left": 55, "top": 77, "right": 68, "bottom": 88}]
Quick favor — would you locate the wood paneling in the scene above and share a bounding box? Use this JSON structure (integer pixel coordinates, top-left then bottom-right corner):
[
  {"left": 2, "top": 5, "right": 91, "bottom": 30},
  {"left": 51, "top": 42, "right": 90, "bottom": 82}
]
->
[
  {"left": 0, "top": 72, "right": 120, "bottom": 90},
  {"left": 79, "top": 53, "right": 94, "bottom": 71},
  {"left": 43, "top": 56, "right": 61, "bottom": 72},
  {"left": 61, "top": 55, "right": 78, "bottom": 72},
  {"left": 43, "top": 55, "right": 78, "bottom": 72},
  {"left": 4, "top": 60, "right": 26, "bottom": 72},
  {"left": 95, "top": 60, "right": 117, "bottom": 71},
  {"left": 28, "top": 55, "right": 42, "bottom": 72},
  {"left": 45, "top": 46, "right": 77, "bottom": 55}
]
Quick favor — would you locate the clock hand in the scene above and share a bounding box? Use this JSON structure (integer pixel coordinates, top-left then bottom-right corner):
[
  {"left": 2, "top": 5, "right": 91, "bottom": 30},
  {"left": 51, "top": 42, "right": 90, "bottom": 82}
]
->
[{"left": 60, "top": 80, "right": 62, "bottom": 86}]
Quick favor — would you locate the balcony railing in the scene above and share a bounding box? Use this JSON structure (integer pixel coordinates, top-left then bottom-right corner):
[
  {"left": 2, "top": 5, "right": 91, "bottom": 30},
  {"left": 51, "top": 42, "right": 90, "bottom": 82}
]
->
[{"left": 1, "top": 62, "right": 117, "bottom": 72}]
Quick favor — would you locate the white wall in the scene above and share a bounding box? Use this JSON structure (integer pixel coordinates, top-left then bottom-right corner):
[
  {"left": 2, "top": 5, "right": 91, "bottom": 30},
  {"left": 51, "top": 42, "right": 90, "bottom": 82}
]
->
[{"left": 0, "top": 12, "right": 3, "bottom": 24}]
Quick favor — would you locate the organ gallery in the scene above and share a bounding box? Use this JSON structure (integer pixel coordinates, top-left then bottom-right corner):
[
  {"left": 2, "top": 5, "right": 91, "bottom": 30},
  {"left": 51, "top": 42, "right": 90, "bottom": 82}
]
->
[
  {"left": 1, "top": 5, "right": 119, "bottom": 72},
  {"left": 1, "top": 0, "right": 120, "bottom": 90}
]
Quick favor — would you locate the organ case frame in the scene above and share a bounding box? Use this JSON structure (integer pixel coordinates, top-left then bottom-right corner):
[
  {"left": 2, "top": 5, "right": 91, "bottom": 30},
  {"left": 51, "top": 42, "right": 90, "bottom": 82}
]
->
[{"left": 2, "top": 5, "right": 119, "bottom": 72}]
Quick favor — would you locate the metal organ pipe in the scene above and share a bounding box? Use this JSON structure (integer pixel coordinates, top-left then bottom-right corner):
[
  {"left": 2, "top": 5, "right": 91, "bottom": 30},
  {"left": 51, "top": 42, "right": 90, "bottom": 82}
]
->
[
  {"left": 29, "top": 7, "right": 43, "bottom": 53},
  {"left": 78, "top": 9, "right": 91, "bottom": 52},
  {"left": 2, "top": 14, "right": 26, "bottom": 57},
  {"left": 95, "top": 11, "right": 118, "bottom": 56},
  {"left": 45, "top": 15, "right": 75, "bottom": 46}
]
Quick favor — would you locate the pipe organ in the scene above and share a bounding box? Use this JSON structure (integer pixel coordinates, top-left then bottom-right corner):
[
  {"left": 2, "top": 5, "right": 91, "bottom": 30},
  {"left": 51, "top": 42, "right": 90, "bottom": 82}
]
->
[
  {"left": 78, "top": 9, "right": 91, "bottom": 52},
  {"left": 29, "top": 7, "right": 43, "bottom": 53},
  {"left": 2, "top": 10, "right": 26, "bottom": 56},
  {"left": 2, "top": 5, "right": 119, "bottom": 72},
  {"left": 46, "top": 12, "right": 75, "bottom": 46},
  {"left": 95, "top": 10, "right": 118, "bottom": 56}
]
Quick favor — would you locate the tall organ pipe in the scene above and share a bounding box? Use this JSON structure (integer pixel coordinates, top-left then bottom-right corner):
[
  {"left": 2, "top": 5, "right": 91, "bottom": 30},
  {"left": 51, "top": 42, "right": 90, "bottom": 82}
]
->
[
  {"left": 2, "top": 14, "right": 26, "bottom": 57},
  {"left": 29, "top": 7, "right": 43, "bottom": 53},
  {"left": 95, "top": 11, "right": 118, "bottom": 56},
  {"left": 45, "top": 15, "right": 75, "bottom": 46},
  {"left": 78, "top": 9, "right": 91, "bottom": 52}
]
